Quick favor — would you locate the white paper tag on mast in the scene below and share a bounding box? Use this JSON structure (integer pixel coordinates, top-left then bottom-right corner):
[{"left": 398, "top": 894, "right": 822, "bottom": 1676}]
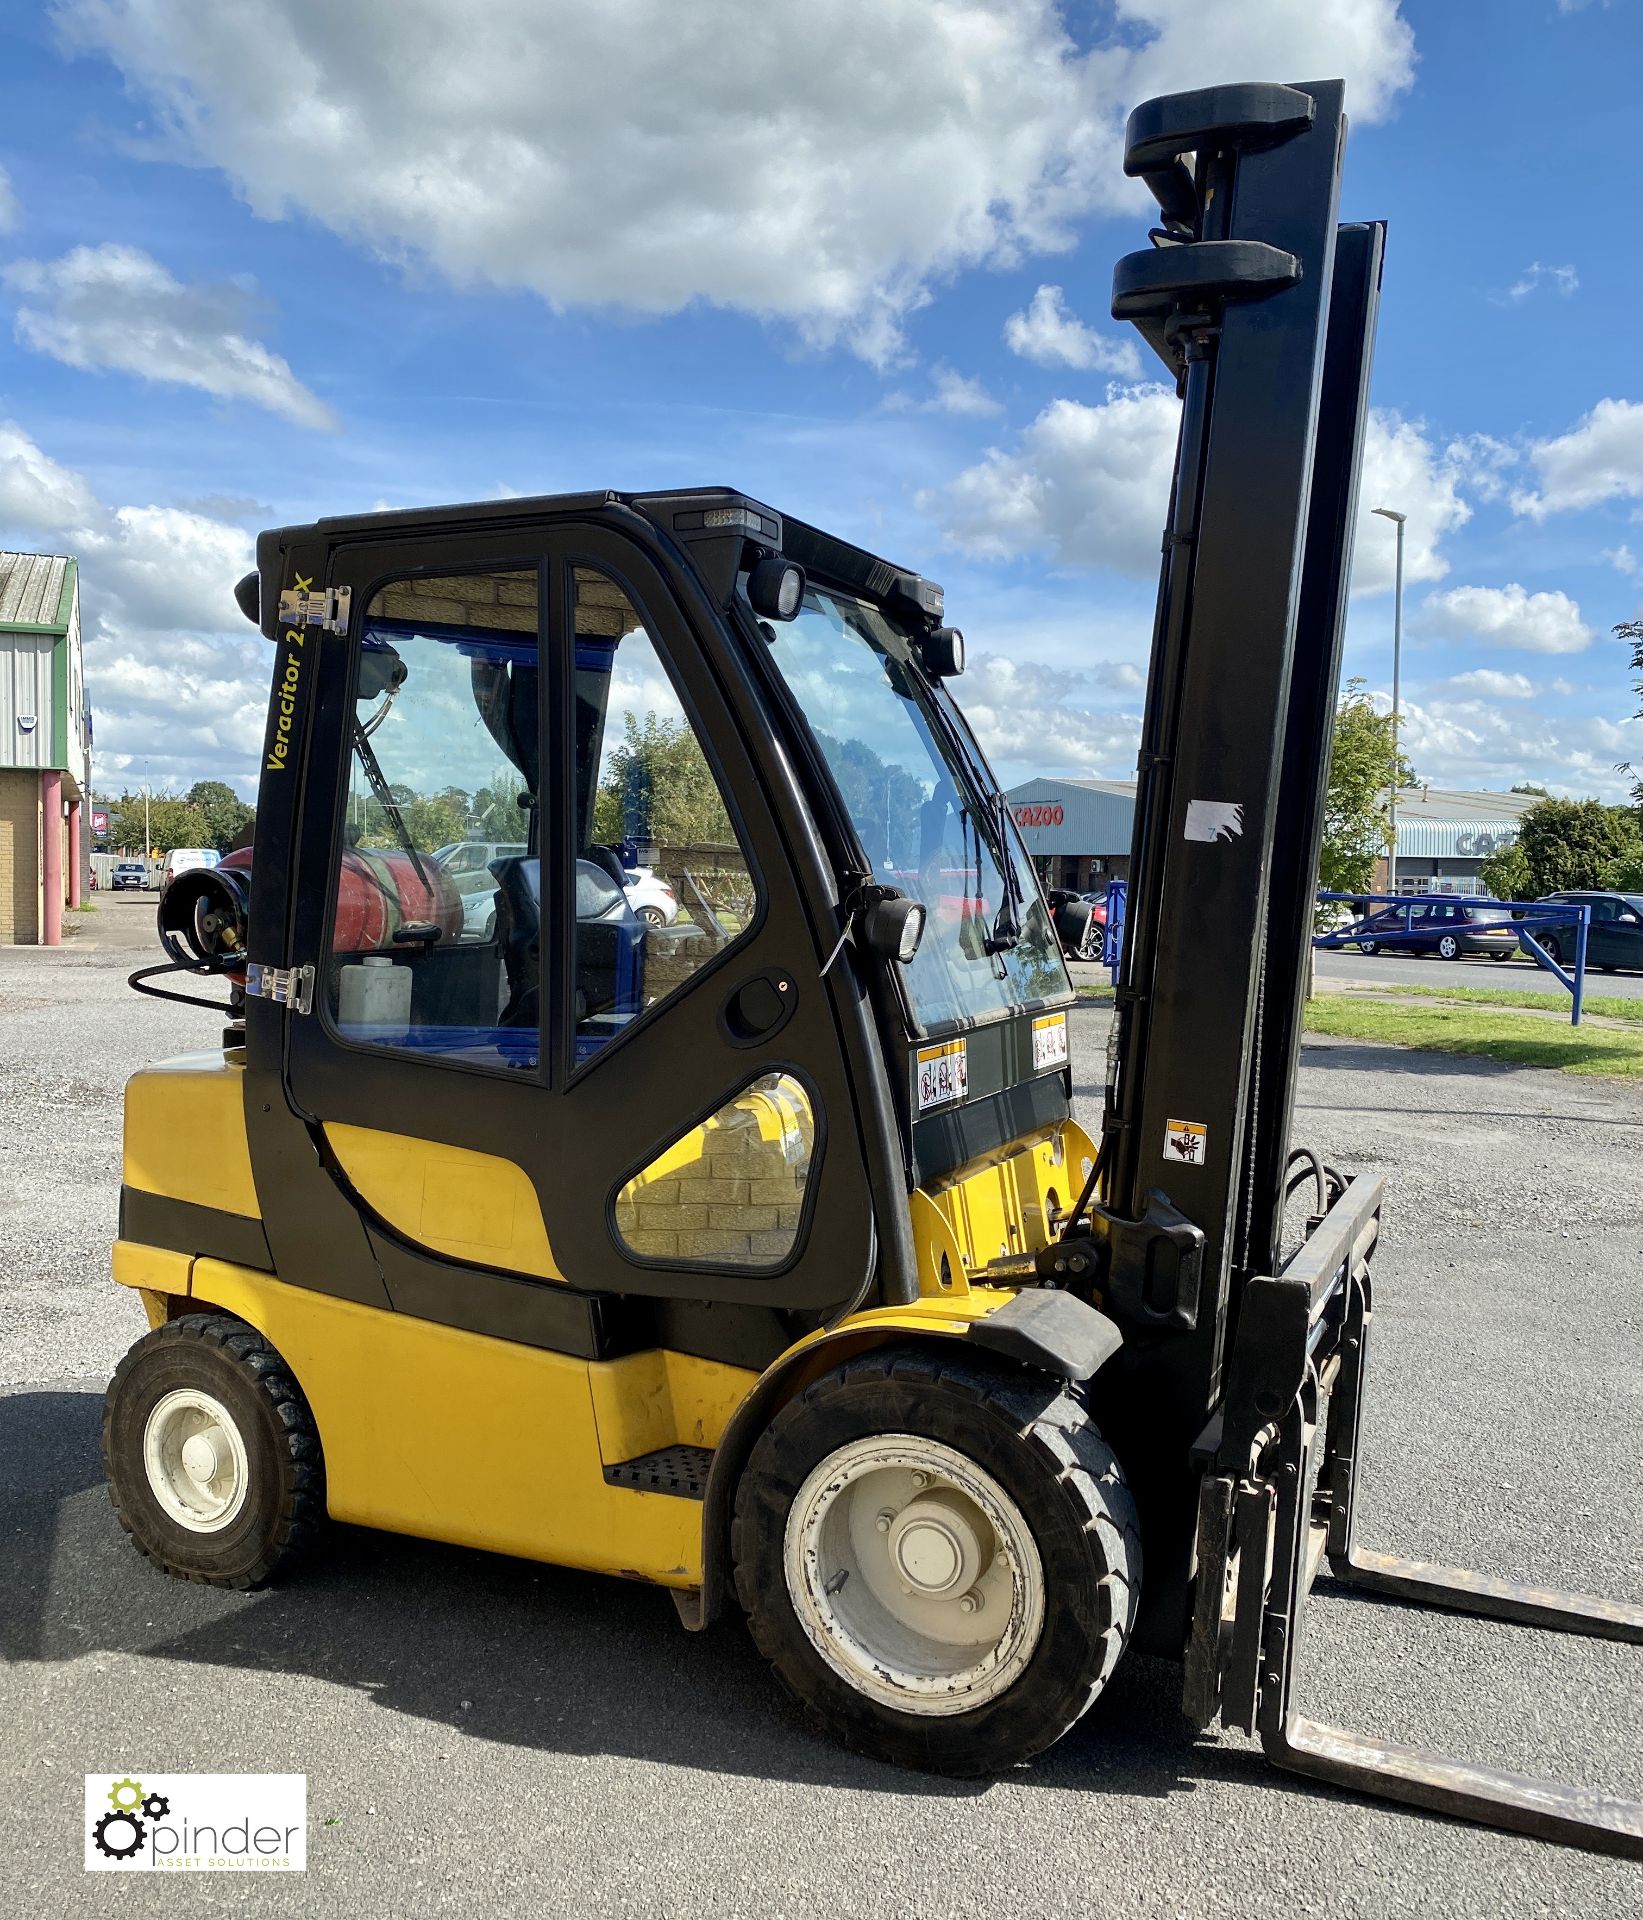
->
[{"left": 1183, "top": 800, "right": 1244, "bottom": 843}]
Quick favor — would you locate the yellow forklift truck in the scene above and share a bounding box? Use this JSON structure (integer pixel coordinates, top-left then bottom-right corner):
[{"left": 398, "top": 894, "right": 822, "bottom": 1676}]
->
[{"left": 109, "top": 81, "right": 1641, "bottom": 1850}]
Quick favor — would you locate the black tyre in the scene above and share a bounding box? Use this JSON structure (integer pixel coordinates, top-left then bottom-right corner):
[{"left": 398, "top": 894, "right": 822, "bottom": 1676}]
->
[
  {"left": 103, "top": 1314, "right": 325, "bottom": 1589},
  {"left": 640, "top": 905, "right": 667, "bottom": 928},
  {"left": 732, "top": 1348, "right": 1140, "bottom": 1776},
  {"left": 1544, "top": 934, "right": 1564, "bottom": 967},
  {"left": 1357, "top": 939, "right": 1379, "bottom": 956}
]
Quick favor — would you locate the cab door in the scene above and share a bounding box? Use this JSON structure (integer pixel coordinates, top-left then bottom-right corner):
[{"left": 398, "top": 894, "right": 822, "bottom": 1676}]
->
[{"left": 280, "top": 516, "right": 878, "bottom": 1338}]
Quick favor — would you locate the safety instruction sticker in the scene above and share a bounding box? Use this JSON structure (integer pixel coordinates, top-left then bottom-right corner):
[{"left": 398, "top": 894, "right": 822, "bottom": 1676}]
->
[
  {"left": 1030, "top": 1012, "right": 1069, "bottom": 1071},
  {"left": 1163, "top": 1118, "right": 1207, "bottom": 1165},
  {"left": 916, "top": 1038, "right": 968, "bottom": 1112}
]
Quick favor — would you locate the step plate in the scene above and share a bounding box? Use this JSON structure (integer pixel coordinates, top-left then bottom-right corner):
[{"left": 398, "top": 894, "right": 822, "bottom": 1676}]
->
[{"left": 603, "top": 1445, "right": 713, "bottom": 1501}]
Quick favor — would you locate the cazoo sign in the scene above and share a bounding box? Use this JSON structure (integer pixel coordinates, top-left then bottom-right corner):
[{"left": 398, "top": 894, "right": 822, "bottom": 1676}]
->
[
  {"left": 1454, "top": 829, "right": 1518, "bottom": 857},
  {"left": 1012, "top": 803, "right": 1064, "bottom": 829}
]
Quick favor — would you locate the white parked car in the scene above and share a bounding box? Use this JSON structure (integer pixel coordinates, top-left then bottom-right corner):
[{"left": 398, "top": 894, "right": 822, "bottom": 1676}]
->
[{"left": 622, "top": 865, "right": 678, "bottom": 927}]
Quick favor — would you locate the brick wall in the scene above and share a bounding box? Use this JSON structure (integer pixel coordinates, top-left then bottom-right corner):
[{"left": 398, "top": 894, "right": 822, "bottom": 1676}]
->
[
  {"left": 0, "top": 768, "right": 40, "bottom": 944},
  {"left": 615, "top": 1078, "right": 813, "bottom": 1267}
]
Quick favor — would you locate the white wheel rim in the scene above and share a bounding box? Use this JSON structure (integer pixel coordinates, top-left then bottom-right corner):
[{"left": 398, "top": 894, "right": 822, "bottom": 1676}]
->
[
  {"left": 783, "top": 1434, "right": 1046, "bottom": 1717},
  {"left": 141, "top": 1388, "right": 250, "bottom": 1533}
]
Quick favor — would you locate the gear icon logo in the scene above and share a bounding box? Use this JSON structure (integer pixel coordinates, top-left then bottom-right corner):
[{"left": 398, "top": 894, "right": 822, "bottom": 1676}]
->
[
  {"left": 92, "top": 1810, "right": 146, "bottom": 1861},
  {"left": 140, "top": 1792, "right": 171, "bottom": 1819},
  {"left": 108, "top": 1777, "right": 144, "bottom": 1811}
]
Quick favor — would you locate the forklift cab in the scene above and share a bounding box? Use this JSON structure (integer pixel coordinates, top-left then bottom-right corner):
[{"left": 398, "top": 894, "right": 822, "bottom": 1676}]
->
[{"left": 235, "top": 493, "right": 1078, "bottom": 1334}]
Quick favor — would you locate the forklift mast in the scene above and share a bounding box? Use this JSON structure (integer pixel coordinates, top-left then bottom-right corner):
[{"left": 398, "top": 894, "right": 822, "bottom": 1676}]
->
[{"left": 1101, "top": 82, "right": 1643, "bottom": 1857}]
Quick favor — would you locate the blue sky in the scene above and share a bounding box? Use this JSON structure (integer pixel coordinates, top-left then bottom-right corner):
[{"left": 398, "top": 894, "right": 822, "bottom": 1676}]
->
[{"left": 1, "top": 0, "right": 1639, "bottom": 802}]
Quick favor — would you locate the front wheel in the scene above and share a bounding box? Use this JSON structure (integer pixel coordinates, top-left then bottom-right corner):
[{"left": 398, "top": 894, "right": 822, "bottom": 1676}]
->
[
  {"left": 103, "top": 1314, "right": 326, "bottom": 1589},
  {"left": 733, "top": 1349, "right": 1139, "bottom": 1775},
  {"left": 1357, "top": 939, "right": 1379, "bottom": 956},
  {"left": 1438, "top": 934, "right": 1460, "bottom": 960},
  {"left": 1544, "top": 935, "right": 1565, "bottom": 967}
]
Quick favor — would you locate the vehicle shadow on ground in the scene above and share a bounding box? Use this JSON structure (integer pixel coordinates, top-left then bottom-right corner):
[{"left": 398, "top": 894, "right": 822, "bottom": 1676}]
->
[{"left": 1, "top": 1386, "right": 1320, "bottom": 1814}]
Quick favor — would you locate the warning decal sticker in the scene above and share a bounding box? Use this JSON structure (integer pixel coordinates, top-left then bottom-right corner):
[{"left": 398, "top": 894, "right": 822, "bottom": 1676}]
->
[
  {"left": 1030, "top": 1012, "right": 1069, "bottom": 1071},
  {"left": 1163, "top": 1118, "right": 1207, "bottom": 1165},
  {"left": 916, "top": 1039, "right": 969, "bottom": 1112}
]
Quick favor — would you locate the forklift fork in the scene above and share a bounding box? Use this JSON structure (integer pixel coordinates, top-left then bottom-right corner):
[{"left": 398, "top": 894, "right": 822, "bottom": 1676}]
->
[{"left": 1189, "top": 1175, "right": 1643, "bottom": 1858}]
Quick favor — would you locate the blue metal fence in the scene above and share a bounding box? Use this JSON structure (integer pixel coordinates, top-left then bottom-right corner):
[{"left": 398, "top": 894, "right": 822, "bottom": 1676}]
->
[{"left": 1313, "top": 891, "right": 1594, "bottom": 1025}]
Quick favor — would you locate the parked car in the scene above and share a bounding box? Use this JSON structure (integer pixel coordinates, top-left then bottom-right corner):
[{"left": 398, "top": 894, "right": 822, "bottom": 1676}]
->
[
  {"left": 434, "top": 841, "right": 528, "bottom": 941},
  {"left": 622, "top": 865, "right": 679, "bottom": 927},
  {"left": 111, "top": 860, "right": 148, "bottom": 892},
  {"left": 1537, "top": 891, "right": 1643, "bottom": 972},
  {"left": 1077, "top": 890, "right": 1110, "bottom": 925},
  {"left": 1349, "top": 899, "right": 1518, "bottom": 960},
  {"left": 161, "top": 847, "right": 220, "bottom": 889}
]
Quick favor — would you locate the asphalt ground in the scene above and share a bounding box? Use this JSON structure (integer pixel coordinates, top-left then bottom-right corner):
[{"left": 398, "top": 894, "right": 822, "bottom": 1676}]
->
[{"left": 2, "top": 894, "right": 1640, "bottom": 1916}]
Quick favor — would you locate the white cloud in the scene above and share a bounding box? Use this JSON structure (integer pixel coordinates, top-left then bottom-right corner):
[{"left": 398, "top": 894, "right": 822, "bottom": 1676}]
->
[
  {"left": 921, "top": 396, "right": 1472, "bottom": 592},
  {"left": 1004, "top": 285, "right": 1140, "bottom": 378},
  {"left": 0, "top": 424, "right": 263, "bottom": 792},
  {"left": 0, "top": 423, "right": 102, "bottom": 531},
  {"left": 1395, "top": 695, "right": 1637, "bottom": 801},
  {"left": 1511, "top": 397, "right": 1643, "bottom": 519},
  {"left": 961, "top": 652, "right": 1141, "bottom": 780},
  {"left": 927, "top": 368, "right": 1002, "bottom": 418},
  {"left": 59, "top": 0, "right": 1416, "bottom": 362},
  {"left": 1602, "top": 543, "right": 1638, "bottom": 575},
  {"left": 1422, "top": 582, "right": 1593, "bottom": 654},
  {"left": 0, "top": 163, "right": 17, "bottom": 234},
  {"left": 1500, "top": 261, "right": 1579, "bottom": 303},
  {"left": 1442, "top": 431, "right": 1517, "bottom": 502},
  {"left": 1445, "top": 668, "right": 1536, "bottom": 699},
  {"left": 1352, "top": 412, "right": 1473, "bottom": 594},
  {"left": 920, "top": 383, "right": 1182, "bottom": 573},
  {"left": 4, "top": 244, "right": 336, "bottom": 429}
]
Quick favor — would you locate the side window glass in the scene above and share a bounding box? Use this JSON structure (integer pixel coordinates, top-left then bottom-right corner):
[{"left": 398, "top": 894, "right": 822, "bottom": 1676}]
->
[
  {"left": 327, "top": 568, "right": 541, "bottom": 1072},
  {"left": 571, "top": 565, "right": 757, "bottom": 1062},
  {"left": 614, "top": 1073, "right": 815, "bottom": 1267}
]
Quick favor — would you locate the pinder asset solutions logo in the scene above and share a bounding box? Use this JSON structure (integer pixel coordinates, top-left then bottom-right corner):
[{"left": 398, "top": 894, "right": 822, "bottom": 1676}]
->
[{"left": 85, "top": 1773, "right": 305, "bottom": 1872}]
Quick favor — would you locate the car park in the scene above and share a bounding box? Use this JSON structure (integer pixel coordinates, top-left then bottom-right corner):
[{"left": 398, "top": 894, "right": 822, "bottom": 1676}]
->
[
  {"left": 1538, "top": 890, "right": 1643, "bottom": 973},
  {"left": 1348, "top": 899, "right": 1518, "bottom": 960}
]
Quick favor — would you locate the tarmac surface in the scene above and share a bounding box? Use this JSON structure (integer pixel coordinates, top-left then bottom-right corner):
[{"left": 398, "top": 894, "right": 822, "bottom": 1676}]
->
[{"left": 2, "top": 894, "right": 1640, "bottom": 1916}]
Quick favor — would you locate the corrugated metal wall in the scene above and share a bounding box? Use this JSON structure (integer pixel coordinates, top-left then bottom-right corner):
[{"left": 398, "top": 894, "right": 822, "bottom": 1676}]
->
[{"left": 0, "top": 635, "right": 56, "bottom": 774}]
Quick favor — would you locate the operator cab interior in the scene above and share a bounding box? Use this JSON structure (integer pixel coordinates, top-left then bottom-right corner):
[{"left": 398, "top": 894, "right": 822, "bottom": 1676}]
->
[{"left": 327, "top": 565, "right": 745, "bottom": 1072}]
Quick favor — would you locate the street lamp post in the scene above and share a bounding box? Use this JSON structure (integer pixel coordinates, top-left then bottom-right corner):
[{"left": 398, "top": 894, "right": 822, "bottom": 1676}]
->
[{"left": 1372, "top": 506, "right": 1406, "bottom": 897}]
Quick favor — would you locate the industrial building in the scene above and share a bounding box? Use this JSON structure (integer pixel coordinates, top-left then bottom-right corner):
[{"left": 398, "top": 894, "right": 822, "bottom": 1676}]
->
[
  {"left": 1006, "top": 777, "right": 1538, "bottom": 898},
  {"left": 1, "top": 552, "right": 90, "bottom": 944}
]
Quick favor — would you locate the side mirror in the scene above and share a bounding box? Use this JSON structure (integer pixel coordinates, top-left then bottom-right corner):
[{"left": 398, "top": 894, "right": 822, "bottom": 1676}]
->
[
  {"left": 1052, "top": 896, "right": 1096, "bottom": 958},
  {"left": 861, "top": 893, "right": 926, "bottom": 964}
]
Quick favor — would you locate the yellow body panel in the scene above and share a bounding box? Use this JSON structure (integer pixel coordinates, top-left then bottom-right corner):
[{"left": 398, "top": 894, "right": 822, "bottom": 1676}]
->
[
  {"left": 113, "top": 1239, "right": 193, "bottom": 1300},
  {"left": 586, "top": 1349, "right": 758, "bottom": 1462},
  {"left": 123, "top": 1051, "right": 258, "bottom": 1217},
  {"left": 926, "top": 1119, "right": 1100, "bottom": 1278},
  {"left": 324, "top": 1122, "right": 564, "bottom": 1281},
  {"left": 187, "top": 1259, "right": 703, "bottom": 1586}
]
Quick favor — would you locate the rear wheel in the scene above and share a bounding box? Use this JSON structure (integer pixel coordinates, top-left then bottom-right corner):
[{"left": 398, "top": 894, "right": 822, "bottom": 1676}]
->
[
  {"left": 733, "top": 1348, "right": 1139, "bottom": 1775},
  {"left": 640, "top": 905, "right": 667, "bottom": 928},
  {"left": 103, "top": 1314, "right": 325, "bottom": 1589}
]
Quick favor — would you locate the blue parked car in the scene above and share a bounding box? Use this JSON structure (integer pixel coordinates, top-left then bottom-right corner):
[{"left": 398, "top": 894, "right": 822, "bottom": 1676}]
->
[{"left": 1347, "top": 899, "right": 1518, "bottom": 961}]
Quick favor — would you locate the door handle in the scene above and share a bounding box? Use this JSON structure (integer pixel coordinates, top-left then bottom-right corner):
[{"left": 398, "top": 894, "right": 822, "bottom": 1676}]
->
[{"left": 721, "top": 971, "right": 796, "bottom": 1045}]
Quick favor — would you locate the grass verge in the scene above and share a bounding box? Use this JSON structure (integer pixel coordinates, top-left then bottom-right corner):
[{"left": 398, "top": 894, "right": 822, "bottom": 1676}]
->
[
  {"left": 1304, "top": 992, "right": 1643, "bottom": 1078},
  {"left": 1340, "top": 979, "right": 1643, "bottom": 1024}
]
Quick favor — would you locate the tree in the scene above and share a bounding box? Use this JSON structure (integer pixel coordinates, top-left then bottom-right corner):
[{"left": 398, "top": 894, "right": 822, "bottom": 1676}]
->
[
  {"left": 185, "top": 779, "right": 254, "bottom": 853},
  {"left": 1318, "top": 682, "right": 1413, "bottom": 900},
  {"left": 1478, "top": 840, "right": 1531, "bottom": 902},
  {"left": 1510, "top": 782, "right": 1551, "bottom": 799},
  {"left": 106, "top": 791, "right": 210, "bottom": 856},
  {"left": 592, "top": 712, "right": 736, "bottom": 850},
  {"left": 1513, "top": 796, "right": 1642, "bottom": 898},
  {"left": 1623, "top": 618, "right": 1643, "bottom": 811}
]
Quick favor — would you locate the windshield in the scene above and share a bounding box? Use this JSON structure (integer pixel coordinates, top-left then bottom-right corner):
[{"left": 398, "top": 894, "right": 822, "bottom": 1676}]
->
[{"left": 762, "top": 585, "right": 1068, "bottom": 1028}]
